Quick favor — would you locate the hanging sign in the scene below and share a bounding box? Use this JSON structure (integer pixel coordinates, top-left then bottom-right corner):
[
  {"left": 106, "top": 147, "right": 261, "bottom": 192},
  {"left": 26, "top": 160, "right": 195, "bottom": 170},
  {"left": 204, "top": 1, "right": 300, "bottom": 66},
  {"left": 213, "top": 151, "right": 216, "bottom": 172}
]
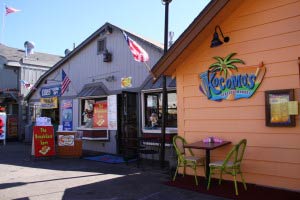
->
[
  {"left": 199, "top": 53, "right": 265, "bottom": 101},
  {"left": 40, "top": 85, "right": 61, "bottom": 98},
  {"left": 40, "top": 97, "right": 58, "bottom": 109},
  {"left": 93, "top": 101, "right": 108, "bottom": 128},
  {"left": 62, "top": 99, "right": 73, "bottom": 131},
  {"left": 0, "top": 113, "right": 7, "bottom": 141},
  {"left": 32, "top": 126, "right": 55, "bottom": 157}
]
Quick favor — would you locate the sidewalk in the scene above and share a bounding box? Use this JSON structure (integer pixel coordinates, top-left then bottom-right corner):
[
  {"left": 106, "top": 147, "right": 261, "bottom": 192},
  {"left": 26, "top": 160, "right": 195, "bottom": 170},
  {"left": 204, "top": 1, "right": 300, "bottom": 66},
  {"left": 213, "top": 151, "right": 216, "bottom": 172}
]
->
[{"left": 0, "top": 142, "right": 229, "bottom": 200}]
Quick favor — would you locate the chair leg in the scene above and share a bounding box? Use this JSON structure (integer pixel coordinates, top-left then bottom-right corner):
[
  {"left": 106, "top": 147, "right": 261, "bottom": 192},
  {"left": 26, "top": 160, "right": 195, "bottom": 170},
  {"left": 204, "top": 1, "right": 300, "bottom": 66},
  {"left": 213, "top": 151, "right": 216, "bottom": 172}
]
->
[
  {"left": 207, "top": 167, "right": 212, "bottom": 190},
  {"left": 193, "top": 165, "right": 198, "bottom": 186},
  {"left": 233, "top": 175, "right": 239, "bottom": 196},
  {"left": 173, "top": 165, "right": 179, "bottom": 181},
  {"left": 183, "top": 164, "right": 186, "bottom": 177},
  {"left": 240, "top": 172, "right": 247, "bottom": 190},
  {"left": 219, "top": 170, "right": 223, "bottom": 185}
]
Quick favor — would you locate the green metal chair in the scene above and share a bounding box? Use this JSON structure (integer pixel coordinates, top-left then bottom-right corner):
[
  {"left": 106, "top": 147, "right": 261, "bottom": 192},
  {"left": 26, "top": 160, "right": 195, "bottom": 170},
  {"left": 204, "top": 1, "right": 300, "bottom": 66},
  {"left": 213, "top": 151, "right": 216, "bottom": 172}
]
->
[
  {"left": 172, "top": 135, "right": 205, "bottom": 186},
  {"left": 207, "top": 139, "right": 247, "bottom": 195}
]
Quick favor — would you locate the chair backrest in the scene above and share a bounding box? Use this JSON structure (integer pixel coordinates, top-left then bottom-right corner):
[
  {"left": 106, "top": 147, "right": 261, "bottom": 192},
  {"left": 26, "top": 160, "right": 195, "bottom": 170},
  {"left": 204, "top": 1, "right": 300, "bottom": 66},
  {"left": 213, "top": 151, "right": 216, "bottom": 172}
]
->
[
  {"left": 222, "top": 139, "right": 247, "bottom": 167},
  {"left": 173, "top": 136, "right": 186, "bottom": 155},
  {"left": 173, "top": 136, "right": 194, "bottom": 158}
]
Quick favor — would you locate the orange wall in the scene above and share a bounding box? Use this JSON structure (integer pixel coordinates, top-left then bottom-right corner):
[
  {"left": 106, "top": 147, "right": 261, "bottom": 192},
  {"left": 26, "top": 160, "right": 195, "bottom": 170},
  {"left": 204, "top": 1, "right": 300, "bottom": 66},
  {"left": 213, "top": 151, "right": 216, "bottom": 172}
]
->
[{"left": 175, "top": 0, "right": 300, "bottom": 190}]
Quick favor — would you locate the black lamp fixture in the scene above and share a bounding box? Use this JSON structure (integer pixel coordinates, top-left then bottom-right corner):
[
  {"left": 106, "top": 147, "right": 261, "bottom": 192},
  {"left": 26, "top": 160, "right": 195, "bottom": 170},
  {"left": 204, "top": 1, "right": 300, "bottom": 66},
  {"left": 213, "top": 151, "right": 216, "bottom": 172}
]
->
[{"left": 210, "top": 25, "right": 230, "bottom": 48}]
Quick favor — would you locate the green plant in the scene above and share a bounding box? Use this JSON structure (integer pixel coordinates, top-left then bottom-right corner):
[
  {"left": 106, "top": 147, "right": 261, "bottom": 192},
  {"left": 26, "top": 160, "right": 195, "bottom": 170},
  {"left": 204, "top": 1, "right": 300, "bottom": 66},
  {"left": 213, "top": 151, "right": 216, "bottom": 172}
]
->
[{"left": 209, "top": 53, "right": 245, "bottom": 78}]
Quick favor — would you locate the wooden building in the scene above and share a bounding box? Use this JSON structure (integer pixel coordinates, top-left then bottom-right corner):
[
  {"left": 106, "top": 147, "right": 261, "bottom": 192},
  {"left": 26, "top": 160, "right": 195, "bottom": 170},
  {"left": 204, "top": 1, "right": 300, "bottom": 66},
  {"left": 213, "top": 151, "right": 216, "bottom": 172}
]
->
[
  {"left": 152, "top": 0, "right": 300, "bottom": 191},
  {"left": 26, "top": 23, "right": 175, "bottom": 157}
]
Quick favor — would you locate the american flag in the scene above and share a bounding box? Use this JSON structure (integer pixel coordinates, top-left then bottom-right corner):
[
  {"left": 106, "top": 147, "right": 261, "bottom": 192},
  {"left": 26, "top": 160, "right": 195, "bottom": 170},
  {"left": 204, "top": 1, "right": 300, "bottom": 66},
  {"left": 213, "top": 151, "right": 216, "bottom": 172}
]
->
[
  {"left": 20, "top": 80, "right": 32, "bottom": 90},
  {"left": 122, "top": 31, "right": 149, "bottom": 62},
  {"left": 61, "top": 70, "right": 71, "bottom": 95},
  {"left": 5, "top": 6, "right": 20, "bottom": 15}
]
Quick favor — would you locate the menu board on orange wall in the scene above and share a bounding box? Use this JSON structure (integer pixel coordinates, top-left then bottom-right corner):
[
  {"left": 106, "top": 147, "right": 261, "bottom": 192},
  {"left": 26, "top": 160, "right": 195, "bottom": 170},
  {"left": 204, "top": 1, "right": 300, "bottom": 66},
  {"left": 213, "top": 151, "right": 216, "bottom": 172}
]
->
[
  {"left": 93, "top": 101, "right": 108, "bottom": 128},
  {"left": 33, "top": 126, "right": 55, "bottom": 157}
]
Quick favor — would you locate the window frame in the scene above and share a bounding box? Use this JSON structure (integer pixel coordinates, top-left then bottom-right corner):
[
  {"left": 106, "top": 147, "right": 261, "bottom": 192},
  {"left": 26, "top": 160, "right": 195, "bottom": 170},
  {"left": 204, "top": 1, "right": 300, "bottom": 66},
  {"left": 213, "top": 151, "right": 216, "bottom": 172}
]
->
[
  {"left": 141, "top": 88, "right": 177, "bottom": 131},
  {"left": 97, "top": 38, "right": 106, "bottom": 55}
]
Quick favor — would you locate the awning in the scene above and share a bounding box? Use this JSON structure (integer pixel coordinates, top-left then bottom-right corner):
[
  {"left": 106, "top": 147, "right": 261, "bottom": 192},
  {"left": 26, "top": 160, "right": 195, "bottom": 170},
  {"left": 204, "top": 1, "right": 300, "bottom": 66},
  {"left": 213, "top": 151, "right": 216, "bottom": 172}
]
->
[{"left": 77, "top": 82, "right": 108, "bottom": 97}]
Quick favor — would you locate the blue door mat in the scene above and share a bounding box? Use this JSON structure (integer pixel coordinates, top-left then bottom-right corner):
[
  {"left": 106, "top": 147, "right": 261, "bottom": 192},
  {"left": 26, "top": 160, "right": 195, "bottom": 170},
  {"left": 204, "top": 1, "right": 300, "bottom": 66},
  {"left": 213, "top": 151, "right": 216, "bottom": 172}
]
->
[{"left": 83, "top": 154, "right": 136, "bottom": 164}]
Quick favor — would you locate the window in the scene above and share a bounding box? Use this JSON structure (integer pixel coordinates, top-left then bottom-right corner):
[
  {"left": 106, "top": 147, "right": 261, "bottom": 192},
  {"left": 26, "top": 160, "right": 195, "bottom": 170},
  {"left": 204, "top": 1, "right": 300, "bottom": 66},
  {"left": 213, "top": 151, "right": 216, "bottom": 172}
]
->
[
  {"left": 97, "top": 39, "right": 106, "bottom": 54},
  {"left": 144, "top": 91, "right": 177, "bottom": 128}
]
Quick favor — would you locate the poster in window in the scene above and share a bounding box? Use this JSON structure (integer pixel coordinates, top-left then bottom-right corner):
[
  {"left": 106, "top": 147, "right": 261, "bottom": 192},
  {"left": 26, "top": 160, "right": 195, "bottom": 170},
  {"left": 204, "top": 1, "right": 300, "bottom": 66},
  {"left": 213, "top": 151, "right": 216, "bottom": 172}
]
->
[
  {"left": 265, "top": 89, "right": 295, "bottom": 127},
  {"left": 93, "top": 101, "right": 108, "bottom": 128}
]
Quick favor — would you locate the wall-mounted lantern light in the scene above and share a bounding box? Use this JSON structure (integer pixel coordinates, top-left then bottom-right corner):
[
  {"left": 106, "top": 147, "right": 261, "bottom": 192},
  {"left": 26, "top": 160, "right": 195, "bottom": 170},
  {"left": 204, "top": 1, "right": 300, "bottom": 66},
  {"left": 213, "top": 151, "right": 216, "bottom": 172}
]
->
[
  {"left": 210, "top": 25, "right": 230, "bottom": 48},
  {"left": 103, "top": 49, "right": 112, "bottom": 62}
]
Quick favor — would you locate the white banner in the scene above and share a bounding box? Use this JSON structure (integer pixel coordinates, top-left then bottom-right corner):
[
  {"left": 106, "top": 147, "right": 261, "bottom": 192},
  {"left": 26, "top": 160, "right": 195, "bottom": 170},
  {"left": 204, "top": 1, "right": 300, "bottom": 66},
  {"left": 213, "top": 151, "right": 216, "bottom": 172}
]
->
[{"left": 108, "top": 95, "right": 118, "bottom": 130}]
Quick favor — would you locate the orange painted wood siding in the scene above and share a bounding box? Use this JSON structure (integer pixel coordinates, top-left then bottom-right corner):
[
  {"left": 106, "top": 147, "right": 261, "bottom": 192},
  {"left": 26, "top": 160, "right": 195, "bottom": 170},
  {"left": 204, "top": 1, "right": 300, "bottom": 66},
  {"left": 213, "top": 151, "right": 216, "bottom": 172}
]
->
[{"left": 175, "top": 0, "right": 300, "bottom": 190}]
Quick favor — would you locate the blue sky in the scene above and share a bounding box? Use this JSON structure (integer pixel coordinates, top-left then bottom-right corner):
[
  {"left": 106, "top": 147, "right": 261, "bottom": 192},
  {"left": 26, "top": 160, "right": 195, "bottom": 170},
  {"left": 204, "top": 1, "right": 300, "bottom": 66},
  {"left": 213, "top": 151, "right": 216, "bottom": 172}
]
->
[{"left": 2, "top": 0, "right": 210, "bottom": 56}]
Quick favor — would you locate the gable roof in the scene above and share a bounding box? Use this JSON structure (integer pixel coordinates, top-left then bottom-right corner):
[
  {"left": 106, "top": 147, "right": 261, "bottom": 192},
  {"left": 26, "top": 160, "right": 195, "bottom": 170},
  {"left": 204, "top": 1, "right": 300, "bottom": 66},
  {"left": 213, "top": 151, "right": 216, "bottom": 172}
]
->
[
  {"left": 26, "top": 22, "right": 163, "bottom": 100},
  {"left": 151, "top": 0, "right": 241, "bottom": 77},
  {"left": 0, "top": 43, "right": 62, "bottom": 67}
]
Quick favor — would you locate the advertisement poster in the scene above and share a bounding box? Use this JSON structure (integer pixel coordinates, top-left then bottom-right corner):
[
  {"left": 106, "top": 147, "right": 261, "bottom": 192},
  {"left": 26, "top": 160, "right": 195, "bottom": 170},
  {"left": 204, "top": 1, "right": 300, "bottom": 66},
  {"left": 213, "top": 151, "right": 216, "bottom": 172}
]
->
[
  {"left": 62, "top": 99, "right": 73, "bottom": 131},
  {"left": 108, "top": 95, "right": 117, "bottom": 130},
  {"left": 269, "top": 94, "right": 290, "bottom": 124},
  {"left": 7, "top": 116, "right": 18, "bottom": 138},
  {"left": 0, "top": 113, "right": 7, "bottom": 141},
  {"left": 58, "top": 135, "right": 74, "bottom": 146},
  {"left": 40, "top": 97, "right": 58, "bottom": 109},
  {"left": 93, "top": 101, "right": 108, "bottom": 128},
  {"left": 33, "top": 126, "right": 55, "bottom": 157}
]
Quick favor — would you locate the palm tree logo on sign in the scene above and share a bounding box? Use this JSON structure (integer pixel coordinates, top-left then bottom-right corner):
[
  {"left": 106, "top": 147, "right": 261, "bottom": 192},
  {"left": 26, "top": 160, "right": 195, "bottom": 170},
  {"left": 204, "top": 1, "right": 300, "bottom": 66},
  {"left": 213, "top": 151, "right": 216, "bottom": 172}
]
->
[{"left": 199, "top": 53, "right": 266, "bottom": 101}]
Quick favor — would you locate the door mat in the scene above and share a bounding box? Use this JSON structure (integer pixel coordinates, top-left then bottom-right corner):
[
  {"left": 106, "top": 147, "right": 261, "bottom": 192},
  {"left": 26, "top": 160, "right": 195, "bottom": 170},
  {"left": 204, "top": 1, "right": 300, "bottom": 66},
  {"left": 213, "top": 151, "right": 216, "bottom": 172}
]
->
[
  {"left": 83, "top": 154, "right": 136, "bottom": 164},
  {"left": 165, "top": 175, "right": 300, "bottom": 200}
]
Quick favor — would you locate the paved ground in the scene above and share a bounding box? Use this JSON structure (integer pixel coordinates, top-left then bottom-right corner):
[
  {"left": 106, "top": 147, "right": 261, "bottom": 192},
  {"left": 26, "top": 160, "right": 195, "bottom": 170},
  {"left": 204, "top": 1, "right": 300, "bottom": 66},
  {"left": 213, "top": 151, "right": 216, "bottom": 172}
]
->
[{"left": 0, "top": 142, "right": 229, "bottom": 200}]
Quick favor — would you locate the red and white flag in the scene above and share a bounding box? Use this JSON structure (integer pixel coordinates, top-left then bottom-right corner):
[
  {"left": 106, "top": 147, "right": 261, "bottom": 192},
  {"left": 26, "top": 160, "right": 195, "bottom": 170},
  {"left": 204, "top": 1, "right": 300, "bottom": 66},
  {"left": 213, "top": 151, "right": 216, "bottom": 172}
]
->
[
  {"left": 122, "top": 31, "right": 149, "bottom": 62},
  {"left": 5, "top": 6, "right": 20, "bottom": 15}
]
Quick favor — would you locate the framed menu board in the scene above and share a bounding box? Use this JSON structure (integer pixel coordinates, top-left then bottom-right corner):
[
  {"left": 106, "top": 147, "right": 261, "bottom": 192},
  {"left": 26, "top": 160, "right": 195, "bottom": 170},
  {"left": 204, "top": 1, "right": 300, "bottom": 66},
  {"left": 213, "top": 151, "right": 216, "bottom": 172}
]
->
[{"left": 265, "top": 89, "right": 295, "bottom": 127}]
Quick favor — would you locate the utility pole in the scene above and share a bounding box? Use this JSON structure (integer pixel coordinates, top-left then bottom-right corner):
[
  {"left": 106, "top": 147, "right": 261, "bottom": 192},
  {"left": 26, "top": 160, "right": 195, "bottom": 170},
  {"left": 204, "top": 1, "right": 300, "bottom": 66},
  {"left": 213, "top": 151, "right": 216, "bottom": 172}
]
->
[{"left": 160, "top": 0, "right": 172, "bottom": 169}]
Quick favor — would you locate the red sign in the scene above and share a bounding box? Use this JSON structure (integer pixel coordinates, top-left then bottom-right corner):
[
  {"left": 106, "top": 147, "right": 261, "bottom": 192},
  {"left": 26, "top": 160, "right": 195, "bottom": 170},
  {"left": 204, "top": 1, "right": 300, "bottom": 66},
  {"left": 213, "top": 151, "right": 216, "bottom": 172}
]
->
[
  {"left": 93, "top": 101, "right": 108, "bottom": 128},
  {"left": 33, "top": 126, "right": 55, "bottom": 157}
]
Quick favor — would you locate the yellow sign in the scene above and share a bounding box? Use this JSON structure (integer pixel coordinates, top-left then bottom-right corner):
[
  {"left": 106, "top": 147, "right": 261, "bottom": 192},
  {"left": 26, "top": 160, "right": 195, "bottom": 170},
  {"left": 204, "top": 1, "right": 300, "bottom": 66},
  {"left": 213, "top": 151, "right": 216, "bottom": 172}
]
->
[
  {"left": 40, "top": 97, "right": 58, "bottom": 109},
  {"left": 288, "top": 101, "right": 298, "bottom": 115}
]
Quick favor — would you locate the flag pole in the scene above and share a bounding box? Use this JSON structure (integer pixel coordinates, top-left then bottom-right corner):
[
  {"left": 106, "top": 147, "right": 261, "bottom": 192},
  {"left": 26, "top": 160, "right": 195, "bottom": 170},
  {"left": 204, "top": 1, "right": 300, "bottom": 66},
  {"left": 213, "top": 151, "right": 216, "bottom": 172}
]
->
[
  {"left": 144, "top": 62, "right": 156, "bottom": 81},
  {"left": 1, "top": 4, "right": 5, "bottom": 43}
]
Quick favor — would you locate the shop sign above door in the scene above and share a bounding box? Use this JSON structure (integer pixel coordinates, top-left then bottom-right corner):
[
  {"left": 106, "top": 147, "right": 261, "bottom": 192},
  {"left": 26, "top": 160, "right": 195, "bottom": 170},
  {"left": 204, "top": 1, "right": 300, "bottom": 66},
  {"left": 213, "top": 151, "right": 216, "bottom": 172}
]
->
[
  {"left": 40, "top": 85, "right": 61, "bottom": 98},
  {"left": 199, "top": 53, "right": 265, "bottom": 101}
]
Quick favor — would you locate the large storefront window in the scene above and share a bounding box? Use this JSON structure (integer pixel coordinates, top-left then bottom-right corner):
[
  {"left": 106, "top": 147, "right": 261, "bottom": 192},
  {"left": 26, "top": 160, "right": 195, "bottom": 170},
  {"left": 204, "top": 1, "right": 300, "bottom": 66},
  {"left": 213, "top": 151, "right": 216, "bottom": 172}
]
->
[{"left": 144, "top": 91, "right": 177, "bottom": 128}]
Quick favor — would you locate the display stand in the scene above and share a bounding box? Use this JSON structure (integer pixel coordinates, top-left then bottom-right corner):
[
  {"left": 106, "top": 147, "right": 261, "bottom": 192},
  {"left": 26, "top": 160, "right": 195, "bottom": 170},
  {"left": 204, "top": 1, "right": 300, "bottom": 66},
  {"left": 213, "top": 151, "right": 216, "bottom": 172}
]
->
[{"left": 56, "top": 131, "right": 82, "bottom": 158}]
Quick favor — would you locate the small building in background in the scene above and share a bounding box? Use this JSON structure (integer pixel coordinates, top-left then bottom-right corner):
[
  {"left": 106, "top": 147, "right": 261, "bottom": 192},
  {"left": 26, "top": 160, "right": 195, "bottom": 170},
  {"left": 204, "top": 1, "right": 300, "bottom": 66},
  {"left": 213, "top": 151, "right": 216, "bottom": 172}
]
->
[{"left": 0, "top": 43, "right": 62, "bottom": 141}]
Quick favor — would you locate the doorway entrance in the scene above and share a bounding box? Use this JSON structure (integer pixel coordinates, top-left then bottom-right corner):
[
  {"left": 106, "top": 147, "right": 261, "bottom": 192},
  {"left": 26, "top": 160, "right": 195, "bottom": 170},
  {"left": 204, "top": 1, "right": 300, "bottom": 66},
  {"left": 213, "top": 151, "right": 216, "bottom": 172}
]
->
[{"left": 118, "top": 92, "right": 138, "bottom": 160}]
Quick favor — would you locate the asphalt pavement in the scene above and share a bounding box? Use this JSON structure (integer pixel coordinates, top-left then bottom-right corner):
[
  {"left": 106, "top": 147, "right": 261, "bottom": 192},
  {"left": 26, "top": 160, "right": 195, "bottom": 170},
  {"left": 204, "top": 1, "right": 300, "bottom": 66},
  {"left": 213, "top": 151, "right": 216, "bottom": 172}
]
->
[{"left": 0, "top": 142, "right": 229, "bottom": 200}]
